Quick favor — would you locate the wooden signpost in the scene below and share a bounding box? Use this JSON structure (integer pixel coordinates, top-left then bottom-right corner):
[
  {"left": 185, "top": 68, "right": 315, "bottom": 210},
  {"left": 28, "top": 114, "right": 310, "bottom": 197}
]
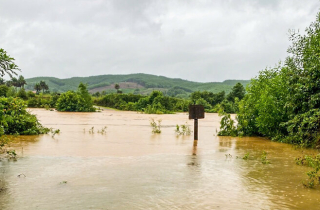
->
[{"left": 189, "top": 105, "right": 205, "bottom": 146}]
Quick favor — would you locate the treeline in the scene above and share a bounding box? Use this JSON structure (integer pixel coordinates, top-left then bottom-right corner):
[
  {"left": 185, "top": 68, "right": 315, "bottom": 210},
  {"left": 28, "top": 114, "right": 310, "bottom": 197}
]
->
[
  {"left": 218, "top": 12, "right": 320, "bottom": 148},
  {"left": 93, "top": 82, "right": 245, "bottom": 114},
  {"left": 0, "top": 82, "right": 96, "bottom": 112}
]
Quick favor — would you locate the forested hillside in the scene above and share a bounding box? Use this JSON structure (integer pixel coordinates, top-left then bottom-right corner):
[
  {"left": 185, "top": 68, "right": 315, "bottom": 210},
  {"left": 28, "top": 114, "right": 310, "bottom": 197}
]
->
[{"left": 25, "top": 73, "right": 249, "bottom": 96}]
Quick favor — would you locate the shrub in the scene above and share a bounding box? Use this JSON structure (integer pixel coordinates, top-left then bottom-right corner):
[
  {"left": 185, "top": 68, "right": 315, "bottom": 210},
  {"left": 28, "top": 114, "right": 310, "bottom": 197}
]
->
[
  {"left": 0, "top": 97, "right": 49, "bottom": 135},
  {"left": 0, "top": 85, "right": 9, "bottom": 97},
  {"left": 27, "top": 91, "right": 36, "bottom": 98},
  {"left": 17, "top": 88, "right": 27, "bottom": 100},
  {"left": 56, "top": 83, "right": 95, "bottom": 112}
]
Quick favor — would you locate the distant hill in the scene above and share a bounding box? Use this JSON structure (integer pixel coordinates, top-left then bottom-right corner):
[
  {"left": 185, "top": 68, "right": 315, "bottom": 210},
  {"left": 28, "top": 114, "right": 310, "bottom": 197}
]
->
[{"left": 25, "top": 73, "right": 250, "bottom": 96}]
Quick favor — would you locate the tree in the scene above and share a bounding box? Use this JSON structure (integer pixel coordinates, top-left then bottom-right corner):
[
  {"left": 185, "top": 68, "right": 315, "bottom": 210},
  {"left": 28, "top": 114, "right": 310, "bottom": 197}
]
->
[
  {"left": 56, "top": 83, "right": 95, "bottom": 112},
  {"left": 114, "top": 83, "right": 121, "bottom": 93},
  {"left": 39, "top": 80, "right": 49, "bottom": 93},
  {"left": 34, "top": 83, "right": 41, "bottom": 94},
  {"left": 0, "top": 48, "right": 20, "bottom": 78},
  {"left": 227, "top": 83, "right": 246, "bottom": 102},
  {"left": 18, "top": 75, "right": 26, "bottom": 89},
  {"left": 218, "top": 12, "right": 320, "bottom": 148},
  {"left": 0, "top": 85, "right": 9, "bottom": 97},
  {"left": 17, "top": 88, "right": 27, "bottom": 100},
  {"left": 11, "top": 77, "right": 18, "bottom": 89}
]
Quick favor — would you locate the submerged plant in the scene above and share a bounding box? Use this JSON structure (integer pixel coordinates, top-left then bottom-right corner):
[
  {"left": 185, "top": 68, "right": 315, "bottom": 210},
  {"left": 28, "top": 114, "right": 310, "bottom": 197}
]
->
[
  {"left": 97, "top": 126, "right": 108, "bottom": 134},
  {"left": 50, "top": 128, "right": 60, "bottom": 137},
  {"left": 89, "top": 127, "right": 94, "bottom": 134},
  {"left": 6, "top": 150, "right": 17, "bottom": 160},
  {"left": 150, "top": 118, "right": 161, "bottom": 134},
  {"left": 261, "top": 151, "right": 270, "bottom": 164},
  {"left": 296, "top": 154, "right": 320, "bottom": 188},
  {"left": 225, "top": 154, "right": 232, "bottom": 159},
  {"left": 175, "top": 122, "right": 192, "bottom": 136},
  {"left": 242, "top": 152, "right": 250, "bottom": 160}
]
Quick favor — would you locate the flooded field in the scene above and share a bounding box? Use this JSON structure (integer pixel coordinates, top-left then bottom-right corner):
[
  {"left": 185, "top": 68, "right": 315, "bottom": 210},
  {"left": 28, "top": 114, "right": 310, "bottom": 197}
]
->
[{"left": 0, "top": 108, "right": 319, "bottom": 209}]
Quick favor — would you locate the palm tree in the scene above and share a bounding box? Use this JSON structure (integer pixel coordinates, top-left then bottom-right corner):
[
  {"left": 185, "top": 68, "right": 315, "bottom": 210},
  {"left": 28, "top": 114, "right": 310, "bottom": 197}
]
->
[
  {"left": 18, "top": 75, "right": 26, "bottom": 89},
  {"left": 0, "top": 48, "right": 20, "bottom": 78},
  {"left": 39, "top": 80, "right": 49, "bottom": 93},
  {"left": 34, "top": 83, "right": 41, "bottom": 94}
]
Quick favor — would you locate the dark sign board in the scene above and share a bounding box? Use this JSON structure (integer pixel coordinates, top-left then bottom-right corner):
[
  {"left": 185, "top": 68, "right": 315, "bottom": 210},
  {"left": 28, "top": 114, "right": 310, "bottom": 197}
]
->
[{"left": 189, "top": 105, "right": 205, "bottom": 119}]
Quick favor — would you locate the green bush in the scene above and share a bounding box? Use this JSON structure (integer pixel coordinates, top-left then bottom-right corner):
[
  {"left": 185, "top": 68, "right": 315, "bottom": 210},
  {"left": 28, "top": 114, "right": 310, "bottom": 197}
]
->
[
  {"left": 218, "top": 12, "right": 320, "bottom": 148},
  {"left": 6, "top": 87, "right": 16, "bottom": 97},
  {"left": 27, "top": 91, "right": 36, "bottom": 98},
  {"left": 17, "top": 88, "right": 27, "bottom": 100},
  {"left": 0, "top": 85, "right": 9, "bottom": 97},
  {"left": 56, "top": 83, "right": 95, "bottom": 112},
  {"left": 0, "top": 97, "right": 49, "bottom": 135}
]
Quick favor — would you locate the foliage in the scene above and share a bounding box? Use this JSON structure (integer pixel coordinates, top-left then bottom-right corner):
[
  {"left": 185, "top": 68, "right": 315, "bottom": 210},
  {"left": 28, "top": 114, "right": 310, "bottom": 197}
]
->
[
  {"left": 6, "top": 87, "right": 16, "bottom": 97},
  {"left": 17, "top": 88, "right": 27, "bottom": 100},
  {"left": 18, "top": 75, "right": 26, "bottom": 88},
  {"left": 150, "top": 118, "right": 161, "bottom": 134},
  {"left": 56, "top": 83, "right": 95, "bottom": 112},
  {"left": 114, "top": 83, "right": 121, "bottom": 93},
  {"left": 218, "top": 12, "right": 320, "bottom": 148},
  {"left": 261, "top": 151, "right": 270, "bottom": 164},
  {"left": 34, "top": 83, "right": 41, "bottom": 94},
  {"left": 6, "top": 150, "right": 17, "bottom": 160},
  {"left": 175, "top": 123, "right": 192, "bottom": 135},
  {"left": 296, "top": 154, "right": 320, "bottom": 188},
  {"left": 39, "top": 80, "right": 49, "bottom": 93},
  {"left": 218, "top": 113, "right": 238, "bottom": 137},
  {"left": 94, "top": 90, "right": 191, "bottom": 114},
  {"left": 0, "top": 85, "right": 8, "bottom": 97},
  {"left": 49, "top": 128, "right": 60, "bottom": 137},
  {"left": 25, "top": 73, "right": 249, "bottom": 94},
  {"left": 27, "top": 91, "right": 36, "bottom": 98},
  {"left": 226, "top": 82, "right": 245, "bottom": 102},
  {"left": 242, "top": 152, "right": 250, "bottom": 160},
  {"left": 0, "top": 48, "right": 20, "bottom": 78},
  {"left": 97, "top": 126, "right": 107, "bottom": 134},
  {"left": 0, "top": 97, "right": 49, "bottom": 135}
]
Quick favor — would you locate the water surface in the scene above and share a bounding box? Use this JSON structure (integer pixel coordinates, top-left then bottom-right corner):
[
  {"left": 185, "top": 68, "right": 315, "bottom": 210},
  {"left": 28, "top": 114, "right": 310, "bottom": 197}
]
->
[{"left": 0, "top": 109, "right": 319, "bottom": 209}]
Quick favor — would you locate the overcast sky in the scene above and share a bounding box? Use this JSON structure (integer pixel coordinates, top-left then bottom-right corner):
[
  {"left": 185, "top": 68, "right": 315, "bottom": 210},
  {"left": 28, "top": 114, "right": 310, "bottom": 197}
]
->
[{"left": 1, "top": 0, "right": 319, "bottom": 82}]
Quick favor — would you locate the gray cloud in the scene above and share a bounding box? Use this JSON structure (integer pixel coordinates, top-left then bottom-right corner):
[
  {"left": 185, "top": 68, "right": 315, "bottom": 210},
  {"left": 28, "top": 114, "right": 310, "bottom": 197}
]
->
[{"left": 0, "top": 0, "right": 319, "bottom": 82}]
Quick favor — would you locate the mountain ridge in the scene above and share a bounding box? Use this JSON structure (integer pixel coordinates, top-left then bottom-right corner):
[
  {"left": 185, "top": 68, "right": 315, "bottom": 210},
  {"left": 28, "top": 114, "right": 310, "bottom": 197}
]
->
[{"left": 25, "top": 73, "right": 250, "bottom": 95}]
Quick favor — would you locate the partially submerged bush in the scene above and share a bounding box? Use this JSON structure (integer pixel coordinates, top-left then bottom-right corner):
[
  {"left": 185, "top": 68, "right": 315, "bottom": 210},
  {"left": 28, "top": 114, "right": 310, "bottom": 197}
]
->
[
  {"left": 296, "top": 154, "right": 320, "bottom": 188},
  {"left": 150, "top": 118, "right": 161, "bottom": 134},
  {"left": 56, "top": 83, "right": 95, "bottom": 112},
  {"left": 0, "top": 97, "right": 49, "bottom": 135},
  {"left": 175, "top": 122, "right": 192, "bottom": 135},
  {"left": 218, "top": 12, "right": 320, "bottom": 148}
]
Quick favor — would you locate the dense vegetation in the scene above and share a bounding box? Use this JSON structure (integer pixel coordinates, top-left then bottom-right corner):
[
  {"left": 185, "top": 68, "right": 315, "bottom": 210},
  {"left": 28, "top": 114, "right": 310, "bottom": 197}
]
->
[
  {"left": 25, "top": 73, "right": 249, "bottom": 96},
  {"left": 0, "top": 48, "right": 50, "bottom": 154},
  {"left": 94, "top": 83, "right": 245, "bottom": 114},
  {"left": 218, "top": 13, "right": 320, "bottom": 148},
  {"left": 0, "top": 97, "right": 49, "bottom": 135},
  {"left": 56, "top": 83, "right": 95, "bottom": 112}
]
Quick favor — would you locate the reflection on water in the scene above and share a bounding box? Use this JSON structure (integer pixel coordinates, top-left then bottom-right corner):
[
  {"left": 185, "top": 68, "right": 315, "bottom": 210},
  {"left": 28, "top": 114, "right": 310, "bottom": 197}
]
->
[{"left": 0, "top": 108, "right": 319, "bottom": 209}]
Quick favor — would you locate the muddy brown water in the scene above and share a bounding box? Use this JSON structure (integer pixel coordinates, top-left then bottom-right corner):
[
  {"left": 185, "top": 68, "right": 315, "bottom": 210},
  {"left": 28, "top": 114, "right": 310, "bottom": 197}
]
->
[{"left": 0, "top": 108, "right": 319, "bottom": 209}]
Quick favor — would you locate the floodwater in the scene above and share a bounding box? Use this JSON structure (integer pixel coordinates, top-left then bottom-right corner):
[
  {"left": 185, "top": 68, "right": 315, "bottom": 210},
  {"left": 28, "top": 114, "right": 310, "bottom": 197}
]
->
[{"left": 0, "top": 108, "right": 319, "bottom": 210}]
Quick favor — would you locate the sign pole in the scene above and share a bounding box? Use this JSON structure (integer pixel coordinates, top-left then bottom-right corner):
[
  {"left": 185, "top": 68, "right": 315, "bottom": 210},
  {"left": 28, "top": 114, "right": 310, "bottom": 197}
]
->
[
  {"left": 193, "top": 118, "right": 198, "bottom": 146},
  {"left": 189, "top": 105, "right": 203, "bottom": 147}
]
